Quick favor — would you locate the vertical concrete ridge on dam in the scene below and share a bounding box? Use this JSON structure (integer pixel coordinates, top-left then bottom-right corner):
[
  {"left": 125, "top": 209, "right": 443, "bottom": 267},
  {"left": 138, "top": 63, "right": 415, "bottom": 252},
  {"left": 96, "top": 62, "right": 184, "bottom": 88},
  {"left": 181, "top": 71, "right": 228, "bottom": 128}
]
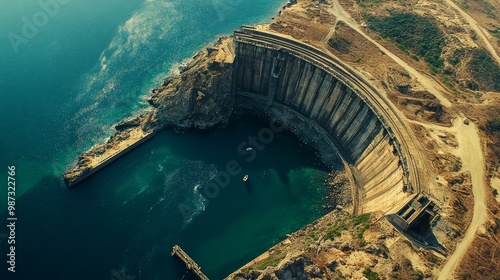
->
[{"left": 233, "top": 26, "right": 428, "bottom": 213}]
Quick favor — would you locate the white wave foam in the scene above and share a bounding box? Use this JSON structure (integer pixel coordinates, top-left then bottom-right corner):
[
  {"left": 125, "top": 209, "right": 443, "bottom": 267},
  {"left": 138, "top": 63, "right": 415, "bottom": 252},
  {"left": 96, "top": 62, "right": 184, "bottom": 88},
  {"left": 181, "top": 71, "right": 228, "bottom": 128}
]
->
[{"left": 72, "top": 1, "right": 183, "bottom": 134}]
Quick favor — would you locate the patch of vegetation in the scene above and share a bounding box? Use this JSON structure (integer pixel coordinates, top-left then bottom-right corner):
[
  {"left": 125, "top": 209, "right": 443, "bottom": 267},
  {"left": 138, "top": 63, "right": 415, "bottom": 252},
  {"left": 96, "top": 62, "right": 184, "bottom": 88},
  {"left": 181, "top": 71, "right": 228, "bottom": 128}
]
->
[
  {"left": 309, "top": 231, "right": 319, "bottom": 241},
  {"left": 363, "top": 268, "right": 380, "bottom": 280},
  {"left": 326, "top": 228, "right": 342, "bottom": 240},
  {"left": 358, "top": 223, "right": 371, "bottom": 238},
  {"left": 400, "top": 258, "right": 424, "bottom": 279},
  {"left": 359, "top": 240, "right": 367, "bottom": 247},
  {"left": 481, "top": 0, "right": 497, "bottom": 18},
  {"left": 442, "top": 76, "right": 454, "bottom": 89},
  {"left": 462, "top": 0, "right": 470, "bottom": 9},
  {"left": 353, "top": 213, "right": 371, "bottom": 225},
  {"left": 256, "top": 255, "right": 282, "bottom": 270},
  {"left": 328, "top": 36, "right": 351, "bottom": 54},
  {"left": 367, "top": 13, "right": 445, "bottom": 70},
  {"left": 448, "top": 49, "right": 466, "bottom": 66},
  {"left": 468, "top": 48, "right": 500, "bottom": 91},
  {"left": 489, "top": 118, "right": 500, "bottom": 131},
  {"left": 492, "top": 28, "right": 500, "bottom": 44},
  {"left": 413, "top": 271, "right": 425, "bottom": 279},
  {"left": 325, "top": 220, "right": 347, "bottom": 241},
  {"left": 357, "top": 0, "right": 384, "bottom": 8}
]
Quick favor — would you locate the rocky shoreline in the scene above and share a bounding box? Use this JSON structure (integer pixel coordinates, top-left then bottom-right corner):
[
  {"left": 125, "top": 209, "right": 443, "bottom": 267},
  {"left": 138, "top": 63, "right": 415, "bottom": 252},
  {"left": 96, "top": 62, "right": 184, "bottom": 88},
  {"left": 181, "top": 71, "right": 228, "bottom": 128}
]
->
[
  {"left": 323, "top": 170, "right": 352, "bottom": 212},
  {"left": 225, "top": 208, "right": 437, "bottom": 280},
  {"left": 63, "top": 37, "right": 236, "bottom": 186}
]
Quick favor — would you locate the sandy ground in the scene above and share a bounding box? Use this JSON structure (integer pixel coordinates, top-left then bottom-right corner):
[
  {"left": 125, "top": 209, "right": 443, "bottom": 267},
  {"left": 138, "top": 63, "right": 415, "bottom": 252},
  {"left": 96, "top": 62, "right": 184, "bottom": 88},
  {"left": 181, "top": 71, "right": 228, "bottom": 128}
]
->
[
  {"left": 434, "top": 118, "right": 488, "bottom": 280},
  {"left": 407, "top": 115, "right": 488, "bottom": 279},
  {"left": 445, "top": 0, "right": 500, "bottom": 67},
  {"left": 325, "top": 0, "right": 452, "bottom": 108}
]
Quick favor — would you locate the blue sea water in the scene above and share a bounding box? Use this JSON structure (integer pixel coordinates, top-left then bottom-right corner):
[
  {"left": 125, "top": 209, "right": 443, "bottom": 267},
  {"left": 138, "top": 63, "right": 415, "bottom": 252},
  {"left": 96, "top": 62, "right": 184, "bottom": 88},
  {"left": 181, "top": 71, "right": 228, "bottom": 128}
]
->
[{"left": 0, "top": 0, "right": 336, "bottom": 279}]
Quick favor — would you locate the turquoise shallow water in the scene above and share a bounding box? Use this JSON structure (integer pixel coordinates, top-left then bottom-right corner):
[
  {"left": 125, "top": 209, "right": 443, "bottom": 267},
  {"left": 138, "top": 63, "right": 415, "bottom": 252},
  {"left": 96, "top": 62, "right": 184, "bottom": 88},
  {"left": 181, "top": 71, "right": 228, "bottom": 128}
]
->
[{"left": 0, "top": 0, "right": 338, "bottom": 279}]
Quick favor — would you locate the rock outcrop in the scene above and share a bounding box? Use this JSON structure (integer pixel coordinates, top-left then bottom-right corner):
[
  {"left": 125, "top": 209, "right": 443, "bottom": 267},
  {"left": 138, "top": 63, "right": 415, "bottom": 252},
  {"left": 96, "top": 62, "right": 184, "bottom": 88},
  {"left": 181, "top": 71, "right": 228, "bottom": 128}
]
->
[
  {"left": 63, "top": 38, "right": 235, "bottom": 186},
  {"left": 147, "top": 37, "right": 235, "bottom": 130}
]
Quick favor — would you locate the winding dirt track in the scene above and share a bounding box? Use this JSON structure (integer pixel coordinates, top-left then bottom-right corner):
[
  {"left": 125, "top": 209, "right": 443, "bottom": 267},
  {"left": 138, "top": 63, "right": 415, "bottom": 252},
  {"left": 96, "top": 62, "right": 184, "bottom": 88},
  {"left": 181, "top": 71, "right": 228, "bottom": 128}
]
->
[
  {"left": 326, "top": 1, "right": 452, "bottom": 107},
  {"left": 444, "top": 0, "right": 500, "bottom": 67}
]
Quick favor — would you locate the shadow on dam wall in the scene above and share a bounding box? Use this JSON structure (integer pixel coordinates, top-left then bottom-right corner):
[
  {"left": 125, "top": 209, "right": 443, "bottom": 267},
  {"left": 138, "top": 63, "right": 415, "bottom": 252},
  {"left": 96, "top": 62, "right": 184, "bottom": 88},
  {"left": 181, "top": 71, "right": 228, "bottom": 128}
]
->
[{"left": 232, "top": 26, "right": 427, "bottom": 214}]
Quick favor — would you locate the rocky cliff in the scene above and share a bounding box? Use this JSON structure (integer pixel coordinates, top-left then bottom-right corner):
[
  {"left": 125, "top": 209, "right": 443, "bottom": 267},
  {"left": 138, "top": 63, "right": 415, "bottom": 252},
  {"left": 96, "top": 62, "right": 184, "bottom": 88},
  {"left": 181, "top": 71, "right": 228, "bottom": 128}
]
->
[
  {"left": 63, "top": 37, "right": 235, "bottom": 186},
  {"left": 147, "top": 37, "right": 235, "bottom": 130}
]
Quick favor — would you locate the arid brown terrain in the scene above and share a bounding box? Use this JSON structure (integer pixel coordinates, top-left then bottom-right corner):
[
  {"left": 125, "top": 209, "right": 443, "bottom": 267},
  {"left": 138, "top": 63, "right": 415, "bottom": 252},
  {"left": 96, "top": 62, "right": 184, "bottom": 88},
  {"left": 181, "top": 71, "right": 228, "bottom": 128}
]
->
[
  {"left": 64, "top": 0, "right": 500, "bottom": 278},
  {"left": 227, "top": 0, "right": 500, "bottom": 279}
]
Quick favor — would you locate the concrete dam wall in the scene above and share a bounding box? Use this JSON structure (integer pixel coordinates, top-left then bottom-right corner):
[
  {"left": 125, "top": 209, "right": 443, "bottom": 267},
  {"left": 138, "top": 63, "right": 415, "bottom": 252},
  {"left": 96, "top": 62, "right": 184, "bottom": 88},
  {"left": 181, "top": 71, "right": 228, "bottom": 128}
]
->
[
  {"left": 64, "top": 27, "right": 427, "bottom": 216},
  {"left": 233, "top": 27, "right": 426, "bottom": 214}
]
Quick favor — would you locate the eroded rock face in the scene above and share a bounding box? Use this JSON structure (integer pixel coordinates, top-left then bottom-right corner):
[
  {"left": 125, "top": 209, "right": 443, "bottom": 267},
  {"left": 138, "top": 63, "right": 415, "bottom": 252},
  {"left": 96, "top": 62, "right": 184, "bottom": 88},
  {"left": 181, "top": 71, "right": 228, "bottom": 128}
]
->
[
  {"left": 231, "top": 255, "right": 325, "bottom": 280},
  {"left": 148, "top": 37, "right": 235, "bottom": 130}
]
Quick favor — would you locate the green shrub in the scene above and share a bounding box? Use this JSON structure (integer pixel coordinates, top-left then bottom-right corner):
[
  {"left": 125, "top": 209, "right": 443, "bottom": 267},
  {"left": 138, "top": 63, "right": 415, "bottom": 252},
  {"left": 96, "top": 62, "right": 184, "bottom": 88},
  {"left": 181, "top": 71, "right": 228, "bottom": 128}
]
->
[
  {"left": 468, "top": 48, "right": 500, "bottom": 91},
  {"left": 362, "top": 268, "right": 380, "bottom": 280},
  {"left": 494, "top": 28, "right": 500, "bottom": 44},
  {"left": 359, "top": 240, "right": 367, "bottom": 247},
  {"left": 489, "top": 118, "right": 500, "bottom": 131},
  {"left": 353, "top": 213, "right": 371, "bottom": 225},
  {"left": 309, "top": 231, "right": 319, "bottom": 241},
  {"left": 328, "top": 36, "right": 351, "bottom": 54},
  {"left": 326, "top": 229, "right": 341, "bottom": 240},
  {"left": 358, "top": 0, "right": 384, "bottom": 8},
  {"left": 367, "top": 13, "right": 445, "bottom": 70},
  {"left": 256, "top": 256, "right": 281, "bottom": 270},
  {"left": 358, "top": 223, "right": 370, "bottom": 238}
]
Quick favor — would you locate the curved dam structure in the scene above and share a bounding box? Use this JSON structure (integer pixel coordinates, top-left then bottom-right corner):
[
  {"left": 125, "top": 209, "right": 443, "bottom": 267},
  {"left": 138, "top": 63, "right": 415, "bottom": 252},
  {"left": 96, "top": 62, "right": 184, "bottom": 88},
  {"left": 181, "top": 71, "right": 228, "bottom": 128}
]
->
[
  {"left": 232, "top": 26, "right": 428, "bottom": 214},
  {"left": 65, "top": 26, "right": 429, "bottom": 216}
]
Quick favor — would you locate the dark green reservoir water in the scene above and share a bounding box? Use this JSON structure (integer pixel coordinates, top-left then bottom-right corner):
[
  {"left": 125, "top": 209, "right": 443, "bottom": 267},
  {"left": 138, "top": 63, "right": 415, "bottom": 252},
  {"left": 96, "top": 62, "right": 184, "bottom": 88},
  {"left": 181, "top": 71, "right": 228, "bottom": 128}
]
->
[
  {"left": 2, "top": 120, "right": 331, "bottom": 279},
  {"left": 0, "top": 0, "right": 337, "bottom": 279}
]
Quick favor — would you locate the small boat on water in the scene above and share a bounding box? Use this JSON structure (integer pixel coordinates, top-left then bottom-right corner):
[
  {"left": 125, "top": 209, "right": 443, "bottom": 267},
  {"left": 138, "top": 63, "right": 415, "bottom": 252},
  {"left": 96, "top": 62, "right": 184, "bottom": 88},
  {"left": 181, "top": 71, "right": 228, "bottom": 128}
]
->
[
  {"left": 246, "top": 147, "right": 253, "bottom": 152},
  {"left": 243, "top": 175, "right": 249, "bottom": 182}
]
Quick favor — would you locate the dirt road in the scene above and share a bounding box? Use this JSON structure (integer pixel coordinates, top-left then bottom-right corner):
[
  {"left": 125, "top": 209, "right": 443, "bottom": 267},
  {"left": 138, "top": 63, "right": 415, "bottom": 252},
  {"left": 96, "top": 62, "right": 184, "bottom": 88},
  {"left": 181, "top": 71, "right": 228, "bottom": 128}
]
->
[
  {"left": 445, "top": 0, "right": 500, "bottom": 67},
  {"left": 325, "top": 1, "right": 452, "bottom": 107},
  {"left": 437, "top": 119, "right": 488, "bottom": 279},
  {"left": 412, "top": 118, "right": 488, "bottom": 279}
]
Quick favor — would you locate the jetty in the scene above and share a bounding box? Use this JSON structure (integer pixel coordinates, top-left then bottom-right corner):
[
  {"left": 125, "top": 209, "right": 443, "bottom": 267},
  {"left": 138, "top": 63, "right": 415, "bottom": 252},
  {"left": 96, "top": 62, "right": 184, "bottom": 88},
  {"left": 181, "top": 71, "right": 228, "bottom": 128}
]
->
[
  {"left": 171, "top": 245, "right": 209, "bottom": 280},
  {"left": 64, "top": 126, "right": 156, "bottom": 187}
]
